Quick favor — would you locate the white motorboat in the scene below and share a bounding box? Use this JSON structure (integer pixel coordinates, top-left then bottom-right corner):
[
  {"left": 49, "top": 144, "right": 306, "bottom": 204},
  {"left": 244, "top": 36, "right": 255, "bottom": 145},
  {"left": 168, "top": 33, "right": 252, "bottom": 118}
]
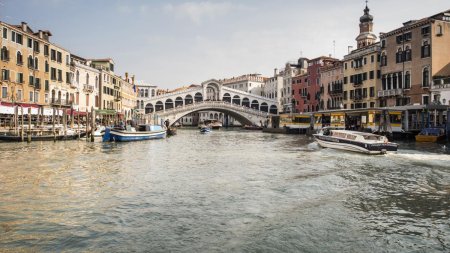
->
[{"left": 313, "top": 127, "right": 398, "bottom": 154}]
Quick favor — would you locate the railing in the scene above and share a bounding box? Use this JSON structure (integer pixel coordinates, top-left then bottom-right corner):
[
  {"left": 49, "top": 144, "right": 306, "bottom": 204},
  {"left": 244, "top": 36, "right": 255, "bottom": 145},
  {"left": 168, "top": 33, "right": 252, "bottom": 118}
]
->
[
  {"left": 431, "top": 78, "right": 450, "bottom": 90},
  {"left": 51, "top": 98, "right": 72, "bottom": 106},
  {"left": 329, "top": 89, "right": 343, "bottom": 95},
  {"left": 83, "top": 84, "right": 94, "bottom": 93},
  {"left": 377, "top": 89, "right": 403, "bottom": 97},
  {"left": 149, "top": 87, "right": 203, "bottom": 100},
  {"left": 221, "top": 86, "right": 277, "bottom": 104},
  {"left": 154, "top": 101, "right": 272, "bottom": 118}
]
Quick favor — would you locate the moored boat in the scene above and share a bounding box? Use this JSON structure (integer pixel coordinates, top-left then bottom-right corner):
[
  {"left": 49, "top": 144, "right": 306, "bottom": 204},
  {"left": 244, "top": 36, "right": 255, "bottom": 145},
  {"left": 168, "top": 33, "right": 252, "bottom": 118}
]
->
[
  {"left": 102, "top": 124, "right": 166, "bottom": 142},
  {"left": 243, "top": 125, "right": 263, "bottom": 130},
  {"left": 200, "top": 127, "right": 211, "bottom": 133},
  {"left": 415, "top": 128, "right": 446, "bottom": 142},
  {"left": 313, "top": 127, "right": 398, "bottom": 154},
  {"left": 0, "top": 130, "right": 86, "bottom": 142}
]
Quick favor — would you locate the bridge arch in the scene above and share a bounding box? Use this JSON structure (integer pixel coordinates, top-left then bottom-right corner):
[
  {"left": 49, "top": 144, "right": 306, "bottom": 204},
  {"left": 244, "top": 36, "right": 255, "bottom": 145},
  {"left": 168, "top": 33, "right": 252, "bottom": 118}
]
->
[
  {"left": 185, "top": 94, "right": 193, "bottom": 105},
  {"left": 251, "top": 100, "right": 259, "bottom": 110},
  {"left": 165, "top": 98, "right": 174, "bottom": 110},
  {"left": 232, "top": 95, "right": 241, "bottom": 105},
  {"left": 155, "top": 101, "right": 164, "bottom": 112},
  {"left": 242, "top": 97, "right": 250, "bottom": 107},
  {"left": 145, "top": 103, "right": 154, "bottom": 113},
  {"left": 222, "top": 93, "right": 231, "bottom": 103},
  {"left": 175, "top": 97, "right": 183, "bottom": 107},
  {"left": 260, "top": 102, "right": 268, "bottom": 112},
  {"left": 269, "top": 105, "right": 278, "bottom": 114},
  {"left": 205, "top": 82, "right": 221, "bottom": 101},
  {"left": 194, "top": 92, "right": 203, "bottom": 102}
]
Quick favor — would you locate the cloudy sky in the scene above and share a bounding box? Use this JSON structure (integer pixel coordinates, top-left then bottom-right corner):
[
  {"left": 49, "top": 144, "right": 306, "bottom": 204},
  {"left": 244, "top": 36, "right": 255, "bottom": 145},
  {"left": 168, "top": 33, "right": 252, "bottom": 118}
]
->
[{"left": 1, "top": 0, "right": 449, "bottom": 88}]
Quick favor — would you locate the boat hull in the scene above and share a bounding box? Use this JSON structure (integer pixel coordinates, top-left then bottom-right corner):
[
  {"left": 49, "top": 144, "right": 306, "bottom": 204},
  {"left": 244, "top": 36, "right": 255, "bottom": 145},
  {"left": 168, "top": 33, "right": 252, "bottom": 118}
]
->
[
  {"left": 313, "top": 134, "right": 398, "bottom": 154},
  {"left": 106, "top": 129, "right": 166, "bottom": 142},
  {"left": 415, "top": 134, "right": 445, "bottom": 142}
]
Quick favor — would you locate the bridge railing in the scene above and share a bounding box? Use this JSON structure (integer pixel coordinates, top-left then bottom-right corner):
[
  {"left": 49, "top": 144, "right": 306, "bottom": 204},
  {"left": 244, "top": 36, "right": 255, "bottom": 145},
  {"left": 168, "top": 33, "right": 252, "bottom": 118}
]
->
[
  {"left": 149, "top": 87, "right": 203, "bottom": 100},
  {"left": 221, "top": 86, "right": 277, "bottom": 104},
  {"left": 154, "top": 101, "right": 272, "bottom": 118}
]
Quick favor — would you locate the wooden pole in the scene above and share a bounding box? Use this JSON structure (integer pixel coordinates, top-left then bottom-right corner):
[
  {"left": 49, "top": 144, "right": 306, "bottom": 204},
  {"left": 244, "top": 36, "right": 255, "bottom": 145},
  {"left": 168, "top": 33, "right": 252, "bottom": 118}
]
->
[
  {"left": 20, "top": 107, "right": 24, "bottom": 142},
  {"left": 27, "top": 108, "right": 31, "bottom": 143},
  {"left": 52, "top": 108, "right": 56, "bottom": 142},
  {"left": 91, "top": 106, "right": 95, "bottom": 142},
  {"left": 77, "top": 108, "right": 80, "bottom": 139},
  {"left": 63, "top": 109, "right": 67, "bottom": 138},
  {"left": 14, "top": 106, "right": 18, "bottom": 135},
  {"left": 86, "top": 109, "right": 89, "bottom": 141}
]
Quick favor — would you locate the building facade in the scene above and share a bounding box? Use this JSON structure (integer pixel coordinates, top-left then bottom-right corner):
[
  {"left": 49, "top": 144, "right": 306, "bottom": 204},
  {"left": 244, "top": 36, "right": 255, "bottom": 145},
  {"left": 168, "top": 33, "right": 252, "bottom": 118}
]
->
[
  {"left": 71, "top": 54, "right": 100, "bottom": 112},
  {"left": 380, "top": 9, "right": 450, "bottom": 106},
  {"left": 320, "top": 61, "right": 344, "bottom": 110},
  {"left": 221, "top": 74, "right": 265, "bottom": 95}
]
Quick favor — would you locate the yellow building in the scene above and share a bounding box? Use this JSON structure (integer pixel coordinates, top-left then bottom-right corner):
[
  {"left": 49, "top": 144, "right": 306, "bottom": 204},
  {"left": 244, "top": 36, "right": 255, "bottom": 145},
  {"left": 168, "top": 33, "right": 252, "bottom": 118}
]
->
[
  {"left": 342, "top": 4, "right": 381, "bottom": 109},
  {"left": 120, "top": 72, "right": 137, "bottom": 120},
  {"left": 1, "top": 21, "right": 51, "bottom": 108}
]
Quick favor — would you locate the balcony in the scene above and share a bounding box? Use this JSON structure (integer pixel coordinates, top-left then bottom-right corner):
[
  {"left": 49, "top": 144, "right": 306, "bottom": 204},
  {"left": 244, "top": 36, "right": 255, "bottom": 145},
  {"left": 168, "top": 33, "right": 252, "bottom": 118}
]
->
[
  {"left": 34, "top": 83, "right": 41, "bottom": 90},
  {"left": 83, "top": 84, "right": 94, "bottom": 93},
  {"left": 51, "top": 98, "right": 72, "bottom": 107},
  {"left": 352, "top": 80, "right": 363, "bottom": 87},
  {"left": 353, "top": 95, "right": 363, "bottom": 101},
  {"left": 114, "top": 95, "right": 122, "bottom": 102},
  {"left": 377, "top": 89, "right": 403, "bottom": 98},
  {"left": 329, "top": 89, "right": 343, "bottom": 95},
  {"left": 431, "top": 78, "right": 450, "bottom": 91}
]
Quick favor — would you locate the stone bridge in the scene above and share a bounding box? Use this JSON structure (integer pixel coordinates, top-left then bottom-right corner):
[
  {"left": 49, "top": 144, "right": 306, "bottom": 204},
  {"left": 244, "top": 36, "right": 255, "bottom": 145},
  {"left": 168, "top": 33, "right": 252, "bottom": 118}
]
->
[{"left": 138, "top": 79, "right": 278, "bottom": 125}]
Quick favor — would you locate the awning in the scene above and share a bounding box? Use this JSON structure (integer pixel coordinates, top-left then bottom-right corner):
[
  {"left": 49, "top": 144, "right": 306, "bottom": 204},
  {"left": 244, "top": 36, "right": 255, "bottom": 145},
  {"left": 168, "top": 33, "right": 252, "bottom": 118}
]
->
[
  {"left": 65, "top": 109, "right": 87, "bottom": 116},
  {"left": 0, "top": 104, "right": 63, "bottom": 116}
]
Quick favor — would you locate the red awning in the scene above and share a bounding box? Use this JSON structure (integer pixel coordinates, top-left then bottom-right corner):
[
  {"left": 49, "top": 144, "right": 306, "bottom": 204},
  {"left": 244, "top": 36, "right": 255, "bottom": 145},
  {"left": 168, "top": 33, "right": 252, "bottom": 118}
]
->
[
  {"left": 65, "top": 109, "right": 87, "bottom": 116},
  {"left": 0, "top": 101, "right": 40, "bottom": 108}
]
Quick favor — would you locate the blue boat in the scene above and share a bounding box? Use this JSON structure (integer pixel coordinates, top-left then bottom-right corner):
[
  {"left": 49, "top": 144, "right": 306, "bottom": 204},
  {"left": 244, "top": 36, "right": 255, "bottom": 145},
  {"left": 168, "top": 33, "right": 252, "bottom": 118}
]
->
[
  {"left": 200, "top": 127, "right": 211, "bottom": 133},
  {"left": 102, "top": 125, "right": 166, "bottom": 142}
]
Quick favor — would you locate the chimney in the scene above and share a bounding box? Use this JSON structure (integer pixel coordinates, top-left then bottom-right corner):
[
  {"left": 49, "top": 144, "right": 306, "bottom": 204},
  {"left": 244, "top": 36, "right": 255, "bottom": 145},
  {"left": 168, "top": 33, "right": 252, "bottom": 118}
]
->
[
  {"left": 125, "top": 72, "right": 129, "bottom": 81},
  {"left": 131, "top": 75, "right": 135, "bottom": 84},
  {"left": 274, "top": 68, "right": 278, "bottom": 76},
  {"left": 38, "top": 30, "right": 43, "bottom": 39},
  {"left": 348, "top": 46, "right": 353, "bottom": 54},
  {"left": 21, "top": 22, "right": 28, "bottom": 32}
]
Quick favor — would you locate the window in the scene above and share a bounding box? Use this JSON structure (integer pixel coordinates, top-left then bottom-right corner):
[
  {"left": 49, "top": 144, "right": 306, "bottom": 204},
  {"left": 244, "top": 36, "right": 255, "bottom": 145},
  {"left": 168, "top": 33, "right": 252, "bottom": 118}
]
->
[
  {"left": 27, "top": 55, "right": 34, "bottom": 69},
  {"left": 396, "top": 48, "right": 403, "bottom": 63},
  {"left": 45, "top": 93, "right": 49, "bottom": 103},
  {"left": 76, "top": 71, "right": 79, "bottom": 83},
  {"left": 1, "top": 69, "right": 10, "bottom": 80},
  {"left": 44, "top": 45, "right": 49, "bottom": 56},
  {"left": 58, "top": 69, "right": 62, "bottom": 82},
  {"left": 404, "top": 46, "right": 412, "bottom": 61},
  {"left": 436, "top": 24, "right": 443, "bottom": 36},
  {"left": 29, "top": 91, "right": 33, "bottom": 102},
  {"left": 45, "top": 60, "right": 49, "bottom": 72},
  {"left": 16, "top": 33, "right": 23, "bottom": 44},
  {"left": 381, "top": 39, "right": 386, "bottom": 48},
  {"left": 51, "top": 49, "right": 56, "bottom": 61},
  {"left": 16, "top": 51, "right": 23, "bottom": 65},
  {"left": 16, "top": 72, "right": 24, "bottom": 83},
  {"left": 27, "top": 38, "right": 32, "bottom": 48},
  {"left": 17, "top": 90, "right": 22, "bottom": 101},
  {"left": 371, "top": 55, "right": 374, "bottom": 63},
  {"left": 404, "top": 71, "right": 411, "bottom": 89},
  {"left": 0, "top": 46, "right": 9, "bottom": 61},
  {"left": 45, "top": 80, "right": 49, "bottom": 91},
  {"left": 29, "top": 75, "right": 34, "bottom": 86},
  {"left": 363, "top": 88, "right": 367, "bottom": 98},
  {"left": 66, "top": 55, "right": 70, "bottom": 65},
  {"left": 423, "top": 95, "right": 429, "bottom": 105},
  {"left": 33, "top": 41, "right": 39, "bottom": 53},
  {"left": 363, "top": 58, "right": 367, "bottom": 65},
  {"left": 2, "top": 27, "right": 7, "bottom": 39},
  {"left": 344, "top": 63, "right": 347, "bottom": 70},
  {"left": 369, "top": 71, "right": 374, "bottom": 79},
  {"left": 2, "top": 87, "right": 7, "bottom": 98},
  {"left": 34, "top": 57, "right": 39, "bottom": 70},
  {"left": 370, "top": 87, "right": 374, "bottom": 97},
  {"left": 381, "top": 52, "right": 387, "bottom": 66},
  {"left": 422, "top": 26, "right": 430, "bottom": 36},
  {"left": 35, "top": 78, "right": 40, "bottom": 89},
  {"left": 51, "top": 68, "right": 56, "bottom": 80},
  {"left": 422, "top": 67, "right": 429, "bottom": 87},
  {"left": 66, "top": 72, "right": 71, "bottom": 84},
  {"left": 57, "top": 51, "right": 62, "bottom": 63},
  {"left": 421, "top": 41, "right": 430, "bottom": 58}
]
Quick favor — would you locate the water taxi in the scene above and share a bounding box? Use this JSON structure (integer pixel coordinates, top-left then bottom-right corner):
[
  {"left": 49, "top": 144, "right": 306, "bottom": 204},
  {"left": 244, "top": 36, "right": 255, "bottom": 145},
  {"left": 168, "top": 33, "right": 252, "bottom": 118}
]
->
[
  {"left": 313, "top": 128, "right": 398, "bottom": 154},
  {"left": 102, "top": 125, "right": 166, "bottom": 142}
]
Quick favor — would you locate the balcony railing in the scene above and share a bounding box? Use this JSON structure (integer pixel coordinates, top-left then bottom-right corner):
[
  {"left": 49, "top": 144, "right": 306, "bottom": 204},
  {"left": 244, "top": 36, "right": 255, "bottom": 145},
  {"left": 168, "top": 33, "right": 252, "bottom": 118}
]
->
[
  {"left": 35, "top": 83, "right": 41, "bottom": 90},
  {"left": 353, "top": 95, "right": 363, "bottom": 101},
  {"left": 330, "top": 89, "right": 343, "bottom": 95},
  {"left": 51, "top": 98, "right": 72, "bottom": 106},
  {"left": 431, "top": 78, "right": 450, "bottom": 90},
  {"left": 84, "top": 84, "right": 94, "bottom": 93},
  {"left": 377, "top": 89, "right": 403, "bottom": 97}
]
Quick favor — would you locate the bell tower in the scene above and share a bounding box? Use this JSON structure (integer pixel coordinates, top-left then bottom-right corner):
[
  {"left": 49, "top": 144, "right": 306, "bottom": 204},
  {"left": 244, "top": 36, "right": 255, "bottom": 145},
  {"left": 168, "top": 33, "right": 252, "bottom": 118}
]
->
[{"left": 356, "top": 1, "right": 377, "bottom": 49}]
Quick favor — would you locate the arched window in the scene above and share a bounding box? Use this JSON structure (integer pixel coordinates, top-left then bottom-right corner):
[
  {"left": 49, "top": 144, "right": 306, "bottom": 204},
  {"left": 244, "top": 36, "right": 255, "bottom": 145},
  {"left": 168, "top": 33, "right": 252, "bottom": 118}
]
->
[
  {"left": 381, "top": 52, "right": 387, "bottom": 66},
  {"left": 422, "top": 67, "right": 429, "bottom": 87},
  {"left": 437, "top": 24, "right": 443, "bottom": 35},
  {"left": 34, "top": 57, "right": 38, "bottom": 70},
  {"left": 76, "top": 70, "right": 79, "bottom": 83},
  {"left": 405, "top": 46, "right": 411, "bottom": 61},
  {"left": 27, "top": 55, "right": 34, "bottom": 68},
  {"left": 86, "top": 73, "right": 89, "bottom": 85},
  {"left": 396, "top": 48, "right": 403, "bottom": 63},
  {"left": 0, "top": 46, "right": 9, "bottom": 61},
  {"left": 16, "top": 51, "right": 23, "bottom": 65},
  {"left": 404, "top": 71, "right": 411, "bottom": 89},
  {"left": 421, "top": 41, "right": 430, "bottom": 58},
  {"left": 95, "top": 76, "right": 98, "bottom": 88},
  {"left": 45, "top": 60, "right": 49, "bottom": 72}
]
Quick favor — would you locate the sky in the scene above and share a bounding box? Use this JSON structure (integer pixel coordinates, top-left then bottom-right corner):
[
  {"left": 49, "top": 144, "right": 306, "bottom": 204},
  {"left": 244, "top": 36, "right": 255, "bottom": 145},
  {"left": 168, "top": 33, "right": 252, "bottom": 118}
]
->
[{"left": 1, "top": 0, "right": 449, "bottom": 89}]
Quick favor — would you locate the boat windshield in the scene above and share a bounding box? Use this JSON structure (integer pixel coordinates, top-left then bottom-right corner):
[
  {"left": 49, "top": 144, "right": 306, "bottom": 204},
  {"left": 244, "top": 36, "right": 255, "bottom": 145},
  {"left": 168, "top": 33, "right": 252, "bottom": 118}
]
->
[{"left": 363, "top": 135, "right": 382, "bottom": 141}]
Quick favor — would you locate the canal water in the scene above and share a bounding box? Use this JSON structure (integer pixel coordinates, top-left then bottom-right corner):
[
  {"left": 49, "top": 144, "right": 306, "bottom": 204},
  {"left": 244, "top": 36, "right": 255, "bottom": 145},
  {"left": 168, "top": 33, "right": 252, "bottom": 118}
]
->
[{"left": 0, "top": 129, "right": 449, "bottom": 252}]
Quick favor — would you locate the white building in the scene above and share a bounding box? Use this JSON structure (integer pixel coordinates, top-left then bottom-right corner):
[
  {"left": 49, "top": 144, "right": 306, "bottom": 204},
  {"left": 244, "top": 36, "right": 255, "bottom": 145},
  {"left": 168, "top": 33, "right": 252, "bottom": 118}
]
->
[
  {"left": 71, "top": 54, "right": 100, "bottom": 112},
  {"left": 221, "top": 74, "right": 265, "bottom": 95},
  {"left": 263, "top": 69, "right": 284, "bottom": 113},
  {"left": 135, "top": 81, "right": 158, "bottom": 114}
]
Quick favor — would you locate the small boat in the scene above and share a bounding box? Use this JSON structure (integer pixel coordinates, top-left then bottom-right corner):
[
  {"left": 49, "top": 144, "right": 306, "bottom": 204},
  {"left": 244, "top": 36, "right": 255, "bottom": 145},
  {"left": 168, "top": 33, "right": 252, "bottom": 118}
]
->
[
  {"left": 313, "top": 127, "right": 398, "bottom": 154},
  {"left": 243, "top": 125, "right": 263, "bottom": 130},
  {"left": 415, "top": 128, "right": 446, "bottom": 142},
  {"left": 200, "top": 127, "right": 211, "bottom": 133},
  {"left": 102, "top": 124, "right": 166, "bottom": 142},
  {"left": 93, "top": 125, "right": 106, "bottom": 137},
  {"left": 167, "top": 127, "right": 177, "bottom": 136}
]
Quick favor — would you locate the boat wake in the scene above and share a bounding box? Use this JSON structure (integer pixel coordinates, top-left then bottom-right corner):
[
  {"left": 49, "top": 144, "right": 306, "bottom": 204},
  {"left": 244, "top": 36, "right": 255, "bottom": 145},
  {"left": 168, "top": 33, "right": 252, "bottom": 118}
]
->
[{"left": 387, "top": 150, "right": 450, "bottom": 169}]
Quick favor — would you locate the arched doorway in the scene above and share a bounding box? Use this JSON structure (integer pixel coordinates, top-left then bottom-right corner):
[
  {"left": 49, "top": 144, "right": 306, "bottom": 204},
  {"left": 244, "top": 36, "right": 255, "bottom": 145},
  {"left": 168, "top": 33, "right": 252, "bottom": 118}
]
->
[
  {"left": 260, "top": 102, "right": 268, "bottom": 112},
  {"left": 155, "top": 101, "right": 164, "bottom": 111},
  {"left": 175, "top": 97, "right": 183, "bottom": 107},
  {"left": 205, "top": 82, "right": 221, "bottom": 101},
  {"left": 232, "top": 95, "right": 240, "bottom": 105},
  {"left": 222, "top": 93, "right": 231, "bottom": 103},
  {"left": 269, "top": 105, "right": 278, "bottom": 114},
  {"left": 251, "top": 100, "right": 259, "bottom": 110},
  {"left": 145, "top": 103, "right": 154, "bottom": 113},
  {"left": 165, "top": 98, "right": 174, "bottom": 110},
  {"left": 242, "top": 97, "right": 250, "bottom": 107},
  {"left": 194, "top": 92, "right": 203, "bottom": 102},
  {"left": 185, "top": 95, "right": 193, "bottom": 105}
]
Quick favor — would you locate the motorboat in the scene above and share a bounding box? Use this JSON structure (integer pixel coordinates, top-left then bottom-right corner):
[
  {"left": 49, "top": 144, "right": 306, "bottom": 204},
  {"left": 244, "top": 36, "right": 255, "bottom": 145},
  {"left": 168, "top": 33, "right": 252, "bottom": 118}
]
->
[
  {"left": 93, "top": 125, "right": 106, "bottom": 137},
  {"left": 200, "top": 127, "right": 211, "bottom": 133},
  {"left": 102, "top": 124, "right": 166, "bottom": 142},
  {"left": 415, "top": 128, "right": 446, "bottom": 142},
  {"left": 313, "top": 127, "right": 398, "bottom": 154},
  {"left": 243, "top": 125, "right": 263, "bottom": 130}
]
